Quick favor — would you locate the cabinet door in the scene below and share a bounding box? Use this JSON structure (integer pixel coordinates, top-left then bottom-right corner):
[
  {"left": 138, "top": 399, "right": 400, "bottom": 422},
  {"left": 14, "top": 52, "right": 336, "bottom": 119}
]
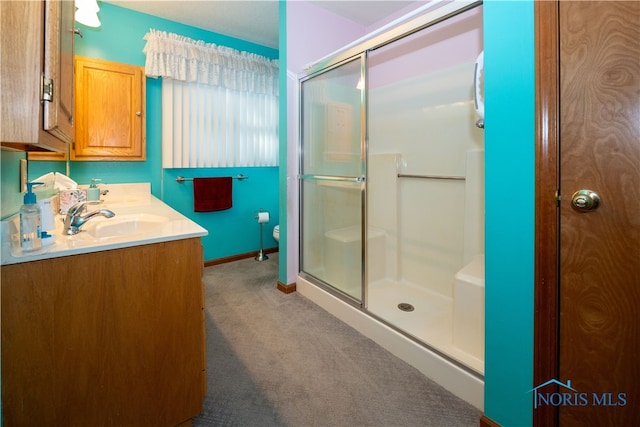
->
[
  {"left": 0, "top": 0, "right": 68, "bottom": 152},
  {"left": 43, "top": 0, "right": 75, "bottom": 144},
  {"left": 1, "top": 239, "right": 205, "bottom": 426},
  {"left": 73, "top": 56, "right": 146, "bottom": 160}
]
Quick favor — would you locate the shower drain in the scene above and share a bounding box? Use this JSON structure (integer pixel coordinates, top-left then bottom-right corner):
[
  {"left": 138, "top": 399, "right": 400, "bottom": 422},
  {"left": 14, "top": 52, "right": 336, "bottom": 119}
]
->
[{"left": 397, "top": 303, "right": 415, "bottom": 312}]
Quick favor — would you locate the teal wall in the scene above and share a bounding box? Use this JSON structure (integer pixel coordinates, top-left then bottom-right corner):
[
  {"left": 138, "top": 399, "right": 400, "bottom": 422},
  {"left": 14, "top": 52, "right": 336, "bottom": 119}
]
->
[
  {"left": 484, "top": 1, "right": 535, "bottom": 425},
  {"left": 26, "top": 2, "right": 280, "bottom": 261}
]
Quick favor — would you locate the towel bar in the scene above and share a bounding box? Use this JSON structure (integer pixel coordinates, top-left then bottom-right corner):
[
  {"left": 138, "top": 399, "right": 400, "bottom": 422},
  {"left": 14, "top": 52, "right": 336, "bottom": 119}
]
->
[{"left": 176, "top": 174, "right": 248, "bottom": 183}]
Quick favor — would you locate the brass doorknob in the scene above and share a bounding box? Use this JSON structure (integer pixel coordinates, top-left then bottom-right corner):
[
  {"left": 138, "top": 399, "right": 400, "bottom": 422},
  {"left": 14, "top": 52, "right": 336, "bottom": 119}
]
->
[{"left": 571, "top": 190, "right": 600, "bottom": 212}]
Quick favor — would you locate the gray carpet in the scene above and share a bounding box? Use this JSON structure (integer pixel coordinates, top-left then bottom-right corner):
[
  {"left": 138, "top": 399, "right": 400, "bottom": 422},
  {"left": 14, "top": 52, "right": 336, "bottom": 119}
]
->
[{"left": 193, "top": 253, "right": 481, "bottom": 427}]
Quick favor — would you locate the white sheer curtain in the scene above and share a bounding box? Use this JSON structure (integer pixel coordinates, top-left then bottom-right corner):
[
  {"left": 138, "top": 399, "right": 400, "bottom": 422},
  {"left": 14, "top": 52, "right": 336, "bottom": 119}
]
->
[{"left": 143, "top": 29, "right": 279, "bottom": 168}]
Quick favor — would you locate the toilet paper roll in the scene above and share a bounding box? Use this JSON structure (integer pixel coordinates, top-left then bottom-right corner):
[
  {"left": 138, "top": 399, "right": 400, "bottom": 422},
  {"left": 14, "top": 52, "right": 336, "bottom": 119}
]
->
[{"left": 257, "top": 211, "right": 270, "bottom": 223}]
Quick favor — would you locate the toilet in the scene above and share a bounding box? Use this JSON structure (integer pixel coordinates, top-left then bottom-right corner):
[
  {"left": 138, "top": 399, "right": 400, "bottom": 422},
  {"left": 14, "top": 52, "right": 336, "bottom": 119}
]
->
[{"left": 273, "top": 225, "right": 279, "bottom": 243}]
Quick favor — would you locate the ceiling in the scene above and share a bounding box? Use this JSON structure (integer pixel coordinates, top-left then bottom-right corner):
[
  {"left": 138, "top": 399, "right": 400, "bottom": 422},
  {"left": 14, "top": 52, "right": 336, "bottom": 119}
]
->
[{"left": 102, "top": 1, "right": 417, "bottom": 49}]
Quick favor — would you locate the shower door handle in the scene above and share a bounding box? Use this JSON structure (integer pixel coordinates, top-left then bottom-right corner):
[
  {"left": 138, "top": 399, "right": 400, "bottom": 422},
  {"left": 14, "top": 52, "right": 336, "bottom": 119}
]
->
[{"left": 300, "top": 174, "right": 365, "bottom": 183}]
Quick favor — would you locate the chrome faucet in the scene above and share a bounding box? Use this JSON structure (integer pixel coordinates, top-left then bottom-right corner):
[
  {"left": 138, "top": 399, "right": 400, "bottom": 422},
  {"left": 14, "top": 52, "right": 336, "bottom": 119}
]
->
[{"left": 63, "top": 201, "right": 115, "bottom": 235}]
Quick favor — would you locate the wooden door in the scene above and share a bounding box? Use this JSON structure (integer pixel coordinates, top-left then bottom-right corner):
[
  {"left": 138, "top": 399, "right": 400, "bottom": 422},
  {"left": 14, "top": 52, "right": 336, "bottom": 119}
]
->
[{"left": 558, "top": 2, "right": 640, "bottom": 425}]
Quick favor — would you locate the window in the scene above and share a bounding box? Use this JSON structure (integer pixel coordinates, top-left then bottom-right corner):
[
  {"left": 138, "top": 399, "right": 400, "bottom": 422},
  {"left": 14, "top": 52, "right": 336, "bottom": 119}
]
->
[{"left": 143, "top": 29, "right": 279, "bottom": 168}]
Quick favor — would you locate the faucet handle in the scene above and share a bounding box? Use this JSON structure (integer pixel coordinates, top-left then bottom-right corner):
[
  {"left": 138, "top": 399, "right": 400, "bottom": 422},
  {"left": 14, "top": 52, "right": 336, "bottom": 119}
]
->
[{"left": 67, "top": 200, "right": 103, "bottom": 216}]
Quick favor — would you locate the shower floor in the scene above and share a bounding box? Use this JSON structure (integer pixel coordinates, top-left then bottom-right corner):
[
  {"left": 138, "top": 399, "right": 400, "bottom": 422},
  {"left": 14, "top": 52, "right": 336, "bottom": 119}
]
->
[{"left": 367, "top": 278, "right": 483, "bottom": 374}]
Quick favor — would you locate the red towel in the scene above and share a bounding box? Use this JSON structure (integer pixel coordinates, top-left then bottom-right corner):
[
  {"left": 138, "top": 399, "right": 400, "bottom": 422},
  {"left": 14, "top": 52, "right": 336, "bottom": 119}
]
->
[{"left": 193, "top": 177, "right": 232, "bottom": 212}]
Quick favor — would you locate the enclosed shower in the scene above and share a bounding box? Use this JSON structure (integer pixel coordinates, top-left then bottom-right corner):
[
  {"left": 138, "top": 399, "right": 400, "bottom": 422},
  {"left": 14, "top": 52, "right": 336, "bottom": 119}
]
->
[{"left": 297, "top": 1, "right": 484, "bottom": 402}]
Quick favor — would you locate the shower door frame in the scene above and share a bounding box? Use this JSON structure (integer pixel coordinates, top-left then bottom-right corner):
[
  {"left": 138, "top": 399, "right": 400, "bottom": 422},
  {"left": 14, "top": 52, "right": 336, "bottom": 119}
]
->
[
  {"left": 298, "top": 1, "right": 484, "bottom": 371},
  {"left": 298, "top": 54, "right": 368, "bottom": 306}
]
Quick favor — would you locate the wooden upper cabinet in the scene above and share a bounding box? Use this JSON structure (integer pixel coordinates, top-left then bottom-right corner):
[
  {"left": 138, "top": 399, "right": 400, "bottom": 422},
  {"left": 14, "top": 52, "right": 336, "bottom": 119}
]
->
[
  {"left": 44, "top": 0, "right": 75, "bottom": 145},
  {"left": 73, "top": 56, "right": 146, "bottom": 160},
  {"left": 1, "top": 0, "right": 75, "bottom": 152}
]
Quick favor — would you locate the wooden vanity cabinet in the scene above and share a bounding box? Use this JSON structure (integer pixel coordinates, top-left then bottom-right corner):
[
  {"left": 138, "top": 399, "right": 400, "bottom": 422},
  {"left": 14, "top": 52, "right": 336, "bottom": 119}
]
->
[
  {"left": 1, "top": 238, "right": 206, "bottom": 426},
  {"left": 1, "top": 0, "right": 75, "bottom": 152},
  {"left": 73, "top": 56, "right": 146, "bottom": 160}
]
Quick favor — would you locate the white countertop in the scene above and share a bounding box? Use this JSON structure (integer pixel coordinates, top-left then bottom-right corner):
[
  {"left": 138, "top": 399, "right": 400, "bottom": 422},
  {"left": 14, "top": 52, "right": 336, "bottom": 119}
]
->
[{"left": 1, "top": 183, "right": 208, "bottom": 265}]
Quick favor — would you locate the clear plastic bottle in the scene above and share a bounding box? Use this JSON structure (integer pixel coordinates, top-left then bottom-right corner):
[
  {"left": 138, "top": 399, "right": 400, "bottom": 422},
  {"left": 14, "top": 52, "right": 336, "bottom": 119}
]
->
[{"left": 20, "top": 182, "right": 43, "bottom": 252}]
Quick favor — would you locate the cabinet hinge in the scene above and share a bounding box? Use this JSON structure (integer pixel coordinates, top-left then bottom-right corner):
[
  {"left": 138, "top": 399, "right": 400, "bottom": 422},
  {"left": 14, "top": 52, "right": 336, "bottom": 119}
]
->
[
  {"left": 41, "top": 75, "right": 53, "bottom": 102},
  {"left": 556, "top": 189, "right": 561, "bottom": 206}
]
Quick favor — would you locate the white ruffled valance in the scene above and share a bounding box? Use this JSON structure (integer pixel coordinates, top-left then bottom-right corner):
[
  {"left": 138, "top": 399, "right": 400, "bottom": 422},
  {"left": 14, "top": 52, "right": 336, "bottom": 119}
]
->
[{"left": 143, "top": 29, "right": 279, "bottom": 95}]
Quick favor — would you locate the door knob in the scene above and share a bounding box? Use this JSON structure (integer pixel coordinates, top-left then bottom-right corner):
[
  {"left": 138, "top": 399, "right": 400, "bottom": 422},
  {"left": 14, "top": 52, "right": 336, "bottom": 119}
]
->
[{"left": 571, "top": 189, "right": 600, "bottom": 212}]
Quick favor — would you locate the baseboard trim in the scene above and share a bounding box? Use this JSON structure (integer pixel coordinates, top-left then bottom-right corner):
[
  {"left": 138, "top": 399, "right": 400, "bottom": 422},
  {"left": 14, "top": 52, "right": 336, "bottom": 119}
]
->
[
  {"left": 480, "top": 415, "right": 501, "bottom": 427},
  {"left": 277, "top": 281, "right": 297, "bottom": 294},
  {"left": 204, "top": 247, "right": 279, "bottom": 267}
]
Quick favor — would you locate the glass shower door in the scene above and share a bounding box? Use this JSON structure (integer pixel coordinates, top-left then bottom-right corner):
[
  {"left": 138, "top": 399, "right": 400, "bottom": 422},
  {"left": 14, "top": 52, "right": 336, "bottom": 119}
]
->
[
  {"left": 366, "top": 6, "right": 485, "bottom": 372},
  {"left": 299, "top": 57, "right": 365, "bottom": 303}
]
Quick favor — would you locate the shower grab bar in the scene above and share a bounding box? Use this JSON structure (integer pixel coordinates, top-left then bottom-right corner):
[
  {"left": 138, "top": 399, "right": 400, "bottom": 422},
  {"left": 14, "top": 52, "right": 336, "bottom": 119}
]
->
[
  {"left": 176, "top": 174, "right": 249, "bottom": 182},
  {"left": 397, "top": 174, "right": 465, "bottom": 181},
  {"left": 299, "top": 174, "right": 365, "bottom": 183}
]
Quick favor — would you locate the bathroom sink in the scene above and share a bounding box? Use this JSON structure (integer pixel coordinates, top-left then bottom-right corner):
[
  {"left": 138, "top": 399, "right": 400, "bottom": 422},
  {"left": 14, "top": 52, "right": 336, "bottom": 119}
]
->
[{"left": 84, "top": 213, "right": 169, "bottom": 239}]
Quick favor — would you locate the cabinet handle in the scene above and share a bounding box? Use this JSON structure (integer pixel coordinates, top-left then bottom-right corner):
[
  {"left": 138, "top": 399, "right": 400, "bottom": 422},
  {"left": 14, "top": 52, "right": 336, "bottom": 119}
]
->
[{"left": 136, "top": 111, "right": 142, "bottom": 117}]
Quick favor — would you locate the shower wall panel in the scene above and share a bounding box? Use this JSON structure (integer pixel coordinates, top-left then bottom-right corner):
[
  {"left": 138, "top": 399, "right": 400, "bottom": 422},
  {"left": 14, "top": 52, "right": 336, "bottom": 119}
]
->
[{"left": 369, "top": 66, "right": 481, "bottom": 296}]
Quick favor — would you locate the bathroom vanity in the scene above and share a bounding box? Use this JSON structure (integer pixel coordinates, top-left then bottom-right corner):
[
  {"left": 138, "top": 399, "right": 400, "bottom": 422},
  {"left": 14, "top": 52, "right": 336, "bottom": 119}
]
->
[{"left": 1, "top": 184, "right": 208, "bottom": 426}]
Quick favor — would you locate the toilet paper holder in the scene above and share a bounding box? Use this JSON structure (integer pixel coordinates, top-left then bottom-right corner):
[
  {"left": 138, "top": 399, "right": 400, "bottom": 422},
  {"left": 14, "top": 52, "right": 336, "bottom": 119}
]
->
[
  {"left": 255, "top": 209, "right": 269, "bottom": 261},
  {"left": 256, "top": 210, "right": 270, "bottom": 224}
]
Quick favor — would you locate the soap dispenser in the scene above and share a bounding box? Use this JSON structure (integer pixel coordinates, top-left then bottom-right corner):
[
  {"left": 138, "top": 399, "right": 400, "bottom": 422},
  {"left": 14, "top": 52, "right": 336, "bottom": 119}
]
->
[
  {"left": 20, "top": 182, "right": 44, "bottom": 252},
  {"left": 87, "top": 178, "right": 101, "bottom": 201}
]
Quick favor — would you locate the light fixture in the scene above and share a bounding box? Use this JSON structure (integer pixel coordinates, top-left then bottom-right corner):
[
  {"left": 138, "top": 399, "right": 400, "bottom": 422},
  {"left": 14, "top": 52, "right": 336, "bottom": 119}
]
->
[{"left": 76, "top": 0, "right": 101, "bottom": 28}]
